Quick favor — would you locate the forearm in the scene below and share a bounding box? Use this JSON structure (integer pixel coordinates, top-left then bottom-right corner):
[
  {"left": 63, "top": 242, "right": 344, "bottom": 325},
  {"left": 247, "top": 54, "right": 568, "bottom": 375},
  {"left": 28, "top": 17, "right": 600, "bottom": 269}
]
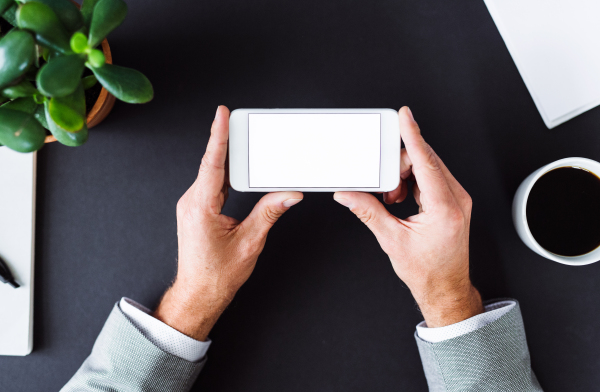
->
[
  {"left": 411, "top": 279, "right": 484, "bottom": 328},
  {"left": 153, "top": 279, "right": 232, "bottom": 342}
]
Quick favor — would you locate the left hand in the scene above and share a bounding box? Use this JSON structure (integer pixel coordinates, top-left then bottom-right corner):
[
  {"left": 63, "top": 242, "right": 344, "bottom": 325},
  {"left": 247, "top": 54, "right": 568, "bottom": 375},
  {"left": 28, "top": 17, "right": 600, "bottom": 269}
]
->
[{"left": 153, "top": 106, "right": 303, "bottom": 341}]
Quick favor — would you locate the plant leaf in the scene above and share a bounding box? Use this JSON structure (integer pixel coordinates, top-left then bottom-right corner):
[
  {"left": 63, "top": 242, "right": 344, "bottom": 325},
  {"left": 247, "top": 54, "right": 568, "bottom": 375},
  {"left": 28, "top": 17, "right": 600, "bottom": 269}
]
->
[
  {"left": 1, "top": 97, "right": 37, "bottom": 113},
  {"left": 0, "top": 0, "right": 13, "bottom": 15},
  {"left": 80, "top": 0, "right": 99, "bottom": 30},
  {"left": 48, "top": 82, "right": 86, "bottom": 131},
  {"left": 21, "top": 0, "right": 83, "bottom": 32},
  {"left": 48, "top": 98, "right": 84, "bottom": 131},
  {"left": 1, "top": 3, "right": 18, "bottom": 26},
  {"left": 37, "top": 53, "right": 85, "bottom": 97},
  {"left": 0, "top": 29, "right": 36, "bottom": 89},
  {"left": 17, "top": 2, "right": 71, "bottom": 53},
  {"left": 1, "top": 80, "right": 38, "bottom": 98},
  {"left": 88, "top": 0, "right": 126, "bottom": 48},
  {"left": 0, "top": 107, "right": 46, "bottom": 152},
  {"left": 47, "top": 49, "right": 60, "bottom": 62},
  {"left": 44, "top": 101, "right": 88, "bottom": 146},
  {"left": 82, "top": 74, "right": 97, "bottom": 90},
  {"left": 33, "top": 103, "right": 48, "bottom": 128},
  {"left": 92, "top": 64, "right": 153, "bottom": 104}
]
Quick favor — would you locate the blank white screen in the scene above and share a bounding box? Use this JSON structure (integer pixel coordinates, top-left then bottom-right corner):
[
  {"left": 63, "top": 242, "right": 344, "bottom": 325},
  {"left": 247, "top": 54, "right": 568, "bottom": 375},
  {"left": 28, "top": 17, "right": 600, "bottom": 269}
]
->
[{"left": 248, "top": 114, "right": 380, "bottom": 188}]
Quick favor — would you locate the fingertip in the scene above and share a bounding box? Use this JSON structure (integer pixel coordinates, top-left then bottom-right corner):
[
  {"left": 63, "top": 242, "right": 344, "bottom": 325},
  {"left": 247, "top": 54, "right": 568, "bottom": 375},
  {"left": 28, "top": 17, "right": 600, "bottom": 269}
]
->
[
  {"left": 395, "top": 194, "right": 407, "bottom": 204},
  {"left": 385, "top": 175, "right": 406, "bottom": 204},
  {"left": 287, "top": 191, "right": 304, "bottom": 206},
  {"left": 399, "top": 106, "right": 415, "bottom": 123},
  {"left": 265, "top": 191, "right": 303, "bottom": 208},
  {"left": 333, "top": 191, "right": 356, "bottom": 208},
  {"left": 283, "top": 198, "right": 302, "bottom": 208},
  {"left": 406, "top": 106, "right": 415, "bottom": 121},
  {"left": 288, "top": 191, "right": 304, "bottom": 200},
  {"left": 383, "top": 192, "right": 392, "bottom": 205},
  {"left": 333, "top": 191, "right": 346, "bottom": 201},
  {"left": 214, "top": 105, "right": 231, "bottom": 122},
  {"left": 399, "top": 106, "right": 421, "bottom": 137},
  {"left": 333, "top": 191, "right": 360, "bottom": 199},
  {"left": 398, "top": 107, "right": 425, "bottom": 156}
]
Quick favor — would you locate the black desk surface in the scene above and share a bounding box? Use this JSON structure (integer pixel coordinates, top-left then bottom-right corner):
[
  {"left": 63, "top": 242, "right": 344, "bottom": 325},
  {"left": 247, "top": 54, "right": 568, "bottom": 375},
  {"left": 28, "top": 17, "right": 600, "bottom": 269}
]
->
[{"left": 2, "top": 0, "right": 600, "bottom": 391}]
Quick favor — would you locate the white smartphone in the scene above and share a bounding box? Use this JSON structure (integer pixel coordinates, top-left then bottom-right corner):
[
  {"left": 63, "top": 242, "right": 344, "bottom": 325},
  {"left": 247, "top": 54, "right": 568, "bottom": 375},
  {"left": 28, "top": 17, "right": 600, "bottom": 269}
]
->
[{"left": 229, "top": 109, "right": 400, "bottom": 192}]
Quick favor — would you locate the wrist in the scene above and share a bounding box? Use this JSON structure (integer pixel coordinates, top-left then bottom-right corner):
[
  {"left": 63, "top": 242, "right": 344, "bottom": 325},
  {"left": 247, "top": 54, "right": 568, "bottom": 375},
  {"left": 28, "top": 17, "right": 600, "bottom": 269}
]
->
[
  {"left": 411, "top": 280, "right": 483, "bottom": 328},
  {"left": 152, "top": 280, "right": 232, "bottom": 341}
]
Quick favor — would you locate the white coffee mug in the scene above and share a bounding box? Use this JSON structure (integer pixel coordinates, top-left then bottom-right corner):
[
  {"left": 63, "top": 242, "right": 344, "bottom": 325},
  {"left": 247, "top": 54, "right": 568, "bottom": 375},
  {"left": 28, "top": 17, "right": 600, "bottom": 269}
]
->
[{"left": 512, "top": 157, "right": 600, "bottom": 266}]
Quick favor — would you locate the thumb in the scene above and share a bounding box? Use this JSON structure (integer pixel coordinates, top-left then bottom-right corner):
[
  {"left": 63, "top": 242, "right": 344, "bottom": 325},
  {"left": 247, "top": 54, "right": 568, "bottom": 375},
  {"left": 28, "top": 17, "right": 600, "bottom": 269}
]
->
[
  {"left": 334, "top": 192, "right": 398, "bottom": 240},
  {"left": 241, "top": 192, "right": 303, "bottom": 238}
]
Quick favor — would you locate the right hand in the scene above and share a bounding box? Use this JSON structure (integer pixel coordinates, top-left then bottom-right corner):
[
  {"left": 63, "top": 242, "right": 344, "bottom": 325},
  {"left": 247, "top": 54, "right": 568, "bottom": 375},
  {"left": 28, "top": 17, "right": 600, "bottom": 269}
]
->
[{"left": 333, "top": 107, "right": 483, "bottom": 328}]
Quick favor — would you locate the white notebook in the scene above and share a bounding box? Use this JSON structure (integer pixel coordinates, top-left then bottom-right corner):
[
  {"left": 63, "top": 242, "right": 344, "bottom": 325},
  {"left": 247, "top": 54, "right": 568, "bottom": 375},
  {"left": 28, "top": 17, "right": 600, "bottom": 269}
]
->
[
  {"left": 0, "top": 147, "right": 36, "bottom": 356},
  {"left": 484, "top": 0, "right": 600, "bottom": 128}
]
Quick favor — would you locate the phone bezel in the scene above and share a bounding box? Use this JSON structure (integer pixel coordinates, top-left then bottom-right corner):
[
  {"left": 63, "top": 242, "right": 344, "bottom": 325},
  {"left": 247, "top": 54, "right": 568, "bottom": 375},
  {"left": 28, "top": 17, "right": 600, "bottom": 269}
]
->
[{"left": 229, "top": 108, "right": 400, "bottom": 192}]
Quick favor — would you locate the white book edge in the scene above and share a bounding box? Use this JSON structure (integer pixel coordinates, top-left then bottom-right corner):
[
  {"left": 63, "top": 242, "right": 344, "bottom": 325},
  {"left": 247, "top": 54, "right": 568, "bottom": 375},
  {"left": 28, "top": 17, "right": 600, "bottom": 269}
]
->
[
  {"left": 483, "top": 0, "right": 600, "bottom": 129},
  {"left": 0, "top": 150, "right": 36, "bottom": 356},
  {"left": 27, "top": 152, "right": 37, "bottom": 356}
]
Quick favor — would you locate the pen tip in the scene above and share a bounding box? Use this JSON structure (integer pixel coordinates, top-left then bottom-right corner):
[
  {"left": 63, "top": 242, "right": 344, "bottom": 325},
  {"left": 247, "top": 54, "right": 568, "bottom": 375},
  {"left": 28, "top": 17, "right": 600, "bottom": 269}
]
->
[{"left": 9, "top": 281, "right": 19, "bottom": 289}]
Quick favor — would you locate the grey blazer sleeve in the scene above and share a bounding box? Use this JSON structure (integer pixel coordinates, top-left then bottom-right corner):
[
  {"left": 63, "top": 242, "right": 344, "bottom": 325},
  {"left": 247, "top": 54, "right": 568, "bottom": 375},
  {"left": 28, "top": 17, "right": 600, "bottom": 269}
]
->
[
  {"left": 415, "top": 300, "right": 542, "bottom": 392},
  {"left": 61, "top": 303, "right": 205, "bottom": 392}
]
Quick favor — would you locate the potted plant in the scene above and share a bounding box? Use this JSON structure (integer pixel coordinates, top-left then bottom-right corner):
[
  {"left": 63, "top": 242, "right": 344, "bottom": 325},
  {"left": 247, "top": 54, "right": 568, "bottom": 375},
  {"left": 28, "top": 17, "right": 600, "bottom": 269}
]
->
[{"left": 0, "top": 0, "right": 153, "bottom": 153}]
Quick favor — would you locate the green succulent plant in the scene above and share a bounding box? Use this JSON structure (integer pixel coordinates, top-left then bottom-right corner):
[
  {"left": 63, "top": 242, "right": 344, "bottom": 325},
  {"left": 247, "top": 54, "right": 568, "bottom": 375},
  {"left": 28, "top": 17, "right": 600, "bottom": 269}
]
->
[{"left": 0, "top": 0, "right": 153, "bottom": 152}]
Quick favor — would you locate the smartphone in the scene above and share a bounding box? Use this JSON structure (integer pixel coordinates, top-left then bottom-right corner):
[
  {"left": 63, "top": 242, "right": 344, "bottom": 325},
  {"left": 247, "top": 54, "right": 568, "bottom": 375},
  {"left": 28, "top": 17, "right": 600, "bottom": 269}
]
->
[{"left": 229, "top": 109, "right": 400, "bottom": 192}]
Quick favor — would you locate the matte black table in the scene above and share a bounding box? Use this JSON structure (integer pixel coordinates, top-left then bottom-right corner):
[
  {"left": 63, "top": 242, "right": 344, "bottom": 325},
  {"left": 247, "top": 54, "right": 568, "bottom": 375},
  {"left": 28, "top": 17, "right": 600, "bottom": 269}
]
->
[{"left": 2, "top": 0, "right": 600, "bottom": 390}]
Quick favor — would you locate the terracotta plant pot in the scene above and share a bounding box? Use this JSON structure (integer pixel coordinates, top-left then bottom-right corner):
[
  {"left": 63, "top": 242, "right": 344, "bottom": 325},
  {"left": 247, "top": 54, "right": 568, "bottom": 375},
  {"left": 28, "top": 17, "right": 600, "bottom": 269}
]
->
[{"left": 44, "top": 39, "right": 116, "bottom": 144}]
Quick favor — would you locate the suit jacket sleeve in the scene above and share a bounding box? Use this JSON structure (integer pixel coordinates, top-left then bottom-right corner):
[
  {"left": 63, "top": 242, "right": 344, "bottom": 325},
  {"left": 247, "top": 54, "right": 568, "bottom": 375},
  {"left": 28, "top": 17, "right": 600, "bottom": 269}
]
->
[
  {"left": 61, "top": 303, "right": 205, "bottom": 392},
  {"left": 415, "top": 300, "right": 543, "bottom": 392}
]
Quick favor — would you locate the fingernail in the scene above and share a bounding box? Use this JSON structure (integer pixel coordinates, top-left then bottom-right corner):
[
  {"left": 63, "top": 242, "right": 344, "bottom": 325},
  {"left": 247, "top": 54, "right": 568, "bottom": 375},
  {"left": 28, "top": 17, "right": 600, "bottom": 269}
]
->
[
  {"left": 406, "top": 107, "right": 414, "bottom": 121},
  {"left": 283, "top": 198, "right": 302, "bottom": 208},
  {"left": 395, "top": 199, "right": 401, "bottom": 204},
  {"left": 215, "top": 106, "right": 220, "bottom": 120},
  {"left": 333, "top": 196, "right": 351, "bottom": 208}
]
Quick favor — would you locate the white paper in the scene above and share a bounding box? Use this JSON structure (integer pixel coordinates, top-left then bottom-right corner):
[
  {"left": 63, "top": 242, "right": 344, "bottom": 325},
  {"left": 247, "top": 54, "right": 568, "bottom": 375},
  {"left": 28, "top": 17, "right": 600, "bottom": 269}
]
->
[
  {"left": 249, "top": 114, "right": 381, "bottom": 188},
  {"left": 0, "top": 148, "right": 36, "bottom": 356},
  {"left": 484, "top": 0, "right": 600, "bottom": 128}
]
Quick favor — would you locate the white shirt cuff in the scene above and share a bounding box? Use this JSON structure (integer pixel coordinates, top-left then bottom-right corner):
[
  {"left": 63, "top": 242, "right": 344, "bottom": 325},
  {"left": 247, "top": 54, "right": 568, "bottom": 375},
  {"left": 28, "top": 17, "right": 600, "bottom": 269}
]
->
[
  {"left": 416, "top": 300, "right": 516, "bottom": 343},
  {"left": 119, "top": 297, "right": 211, "bottom": 362}
]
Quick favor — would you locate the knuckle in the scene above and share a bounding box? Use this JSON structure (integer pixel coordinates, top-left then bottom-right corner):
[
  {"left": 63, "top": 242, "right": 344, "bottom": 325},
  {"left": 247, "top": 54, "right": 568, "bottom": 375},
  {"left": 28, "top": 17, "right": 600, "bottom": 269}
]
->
[
  {"left": 422, "top": 143, "right": 441, "bottom": 172},
  {"left": 176, "top": 194, "right": 191, "bottom": 217},
  {"left": 261, "top": 206, "right": 282, "bottom": 225},
  {"left": 356, "top": 208, "right": 377, "bottom": 225},
  {"left": 200, "top": 153, "right": 223, "bottom": 172},
  {"left": 463, "top": 193, "right": 473, "bottom": 210},
  {"left": 200, "top": 155, "right": 212, "bottom": 171},
  {"left": 177, "top": 202, "right": 196, "bottom": 223},
  {"left": 176, "top": 198, "right": 186, "bottom": 216},
  {"left": 176, "top": 189, "right": 206, "bottom": 222},
  {"left": 242, "top": 237, "right": 264, "bottom": 255},
  {"left": 446, "top": 207, "right": 467, "bottom": 229}
]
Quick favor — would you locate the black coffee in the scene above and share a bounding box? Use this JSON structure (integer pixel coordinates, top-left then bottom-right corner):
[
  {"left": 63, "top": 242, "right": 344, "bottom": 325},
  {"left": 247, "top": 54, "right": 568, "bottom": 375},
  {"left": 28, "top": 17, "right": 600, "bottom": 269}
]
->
[{"left": 526, "top": 167, "right": 600, "bottom": 256}]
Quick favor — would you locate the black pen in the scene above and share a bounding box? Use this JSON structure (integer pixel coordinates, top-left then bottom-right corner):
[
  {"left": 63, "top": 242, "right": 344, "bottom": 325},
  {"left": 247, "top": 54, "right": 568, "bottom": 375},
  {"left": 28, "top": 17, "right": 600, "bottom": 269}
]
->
[{"left": 0, "top": 256, "right": 19, "bottom": 288}]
